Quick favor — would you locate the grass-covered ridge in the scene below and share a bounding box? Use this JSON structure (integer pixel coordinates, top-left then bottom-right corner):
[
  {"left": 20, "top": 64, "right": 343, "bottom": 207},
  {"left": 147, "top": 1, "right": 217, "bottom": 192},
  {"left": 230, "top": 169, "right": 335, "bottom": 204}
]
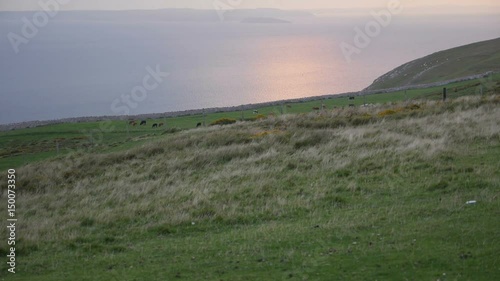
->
[
  {"left": 366, "top": 37, "right": 500, "bottom": 90},
  {"left": 1, "top": 94, "right": 499, "bottom": 280}
]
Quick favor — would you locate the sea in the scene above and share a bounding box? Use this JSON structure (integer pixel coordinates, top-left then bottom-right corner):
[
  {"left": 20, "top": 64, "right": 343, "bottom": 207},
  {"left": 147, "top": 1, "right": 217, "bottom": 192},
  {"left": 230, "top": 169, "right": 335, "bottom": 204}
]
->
[{"left": 0, "top": 12, "right": 499, "bottom": 124}]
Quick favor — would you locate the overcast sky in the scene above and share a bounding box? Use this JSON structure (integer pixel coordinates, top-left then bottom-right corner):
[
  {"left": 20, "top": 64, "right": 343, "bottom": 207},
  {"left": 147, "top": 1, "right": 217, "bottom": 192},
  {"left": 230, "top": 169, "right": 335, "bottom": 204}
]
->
[{"left": 1, "top": 0, "right": 499, "bottom": 11}]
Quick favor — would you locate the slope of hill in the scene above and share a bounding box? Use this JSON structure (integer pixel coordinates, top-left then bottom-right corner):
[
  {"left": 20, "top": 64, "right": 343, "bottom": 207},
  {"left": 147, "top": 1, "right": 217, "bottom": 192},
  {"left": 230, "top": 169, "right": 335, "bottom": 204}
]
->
[
  {"left": 366, "top": 37, "right": 500, "bottom": 90},
  {"left": 1, "top": 94, "right": 499, "bottom": 280}
]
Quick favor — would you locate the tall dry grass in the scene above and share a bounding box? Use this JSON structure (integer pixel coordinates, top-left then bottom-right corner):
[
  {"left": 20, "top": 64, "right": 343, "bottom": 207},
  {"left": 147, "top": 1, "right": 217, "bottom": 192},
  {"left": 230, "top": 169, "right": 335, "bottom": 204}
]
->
[{"left": 0, "top": 94, "right": 499, "bottom": 252}]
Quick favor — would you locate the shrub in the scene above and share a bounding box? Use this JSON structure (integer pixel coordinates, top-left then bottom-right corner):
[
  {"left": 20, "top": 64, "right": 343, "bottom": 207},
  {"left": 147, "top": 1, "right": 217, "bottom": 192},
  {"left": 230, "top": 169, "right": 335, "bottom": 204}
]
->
[
  {"left": 245, "top": 114, "right": 266, "bottom": 122},
  {"left": 377, "top": 109, "right": 397, "bottom": 117},
  {"left": 405, "top": 104, "right": 421, "bottom": 110},
  {"left": 210, "top": 118, "right": 237, "bottom": 126},
  {"left": 351, "top": 113, "right": 373, "bottom": 126}
]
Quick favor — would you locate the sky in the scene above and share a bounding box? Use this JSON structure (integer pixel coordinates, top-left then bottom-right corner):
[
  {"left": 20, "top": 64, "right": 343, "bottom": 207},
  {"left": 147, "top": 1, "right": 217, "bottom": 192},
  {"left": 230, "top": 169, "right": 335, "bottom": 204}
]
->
[{"left": 0, "top": 0, "right": 499, "bottom": 11}]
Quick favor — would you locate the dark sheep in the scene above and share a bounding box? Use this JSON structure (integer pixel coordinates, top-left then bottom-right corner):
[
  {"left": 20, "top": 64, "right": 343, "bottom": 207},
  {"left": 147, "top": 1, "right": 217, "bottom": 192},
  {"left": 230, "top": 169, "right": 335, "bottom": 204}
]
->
[
  {"left": 140, "top": 120, "right": 147, "bottom": 126},
  {"left": 152, "top": 123, "right": 158, "bottom": 128},
  {"left": 196, "top": 122, "right": 202, "bottom": 127},
  {"left": 159, "top": 123, "right": 164, "bottom": 127}
]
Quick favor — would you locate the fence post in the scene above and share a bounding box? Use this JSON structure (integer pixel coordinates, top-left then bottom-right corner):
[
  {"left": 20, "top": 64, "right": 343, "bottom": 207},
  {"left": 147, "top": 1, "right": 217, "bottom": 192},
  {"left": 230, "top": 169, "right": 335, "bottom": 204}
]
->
[
  {"left": 203, "top": 108, "right": 206, "bottom": 127},
  {"left": 443, "top": 87, "right": 447, "bottom": 101}
]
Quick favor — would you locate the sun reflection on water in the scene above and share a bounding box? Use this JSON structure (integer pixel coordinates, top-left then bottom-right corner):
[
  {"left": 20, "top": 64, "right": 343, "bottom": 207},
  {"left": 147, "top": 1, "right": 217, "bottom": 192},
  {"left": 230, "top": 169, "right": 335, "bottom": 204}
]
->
[{"left": 251, "top": 36, "right": 345, "bottom": 101}]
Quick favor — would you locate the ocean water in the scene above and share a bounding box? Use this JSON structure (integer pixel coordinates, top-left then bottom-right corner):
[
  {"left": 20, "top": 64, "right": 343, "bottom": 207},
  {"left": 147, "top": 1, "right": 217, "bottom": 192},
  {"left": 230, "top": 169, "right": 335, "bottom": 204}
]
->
[{"left": 0, "top": 13, "right": 499, "bottom": 124}]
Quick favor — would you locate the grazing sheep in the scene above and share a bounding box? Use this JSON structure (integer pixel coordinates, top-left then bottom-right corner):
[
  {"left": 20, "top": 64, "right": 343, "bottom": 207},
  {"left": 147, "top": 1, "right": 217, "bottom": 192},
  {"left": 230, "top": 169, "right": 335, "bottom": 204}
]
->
[
  {"left": 128, "top": 120, "right": 136, "bottom": 125},
  {"left": 286, "top": 105, "right": 292, "bottom": 108},
  {"left": 253, "top": 110, "right": 259, "bottom": 114},
  {"left": 140, "top": 120, "right": 147, "bottom": 126},
  {"left": 159, "top": 123, "right": 164, "bottom": 127},
  {"left": 349, "top": 104, "right": 355, "bottom": 107},
  {"left": 312, "top": 107, "right": 320, "bottom": 110},
  {"left": 152, "top": 123, "right": 158, "bottom": 128},
  {"left": 349, "top": 96, "right": 355, "bottom": 100},
  {"left": 196, "top": 122, "right": 202, "bottom": 127}
]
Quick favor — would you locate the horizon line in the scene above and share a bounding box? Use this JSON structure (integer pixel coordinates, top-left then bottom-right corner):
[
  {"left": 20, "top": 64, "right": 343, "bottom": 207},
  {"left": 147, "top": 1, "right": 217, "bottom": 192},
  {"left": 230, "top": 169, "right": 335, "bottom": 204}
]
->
[{"left": 1, "top": 4, "right": 500, "bottom": 13}]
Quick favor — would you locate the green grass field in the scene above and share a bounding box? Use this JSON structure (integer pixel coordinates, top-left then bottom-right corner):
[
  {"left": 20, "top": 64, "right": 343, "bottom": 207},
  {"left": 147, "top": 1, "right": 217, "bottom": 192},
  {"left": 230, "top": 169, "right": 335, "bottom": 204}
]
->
[
  {"left": 1, "top": 73, "right": 499, "bottom": 171},
  {"left": 0, "top": 80, "right": 499, "bottom": 280}
]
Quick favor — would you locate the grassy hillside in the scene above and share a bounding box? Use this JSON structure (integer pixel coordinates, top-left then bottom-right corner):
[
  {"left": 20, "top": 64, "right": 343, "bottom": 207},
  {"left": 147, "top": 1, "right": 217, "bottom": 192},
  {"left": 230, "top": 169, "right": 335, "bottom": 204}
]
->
[
  {"left": 1, "top": 93, "right": 499, "bottom": 280},
  {"left": 1, "top": 73, "right": 499, "bottom": 171},
  {"left": 366, "top": 37, "right": 500, "bottom": 90}
]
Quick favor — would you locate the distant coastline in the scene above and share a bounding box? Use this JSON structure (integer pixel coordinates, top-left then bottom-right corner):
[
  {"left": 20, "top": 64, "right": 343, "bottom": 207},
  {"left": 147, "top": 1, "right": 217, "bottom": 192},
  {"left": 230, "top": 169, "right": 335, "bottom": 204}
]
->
[{"left": 241, "top": 17, "right": 291, "bottom": 24}]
